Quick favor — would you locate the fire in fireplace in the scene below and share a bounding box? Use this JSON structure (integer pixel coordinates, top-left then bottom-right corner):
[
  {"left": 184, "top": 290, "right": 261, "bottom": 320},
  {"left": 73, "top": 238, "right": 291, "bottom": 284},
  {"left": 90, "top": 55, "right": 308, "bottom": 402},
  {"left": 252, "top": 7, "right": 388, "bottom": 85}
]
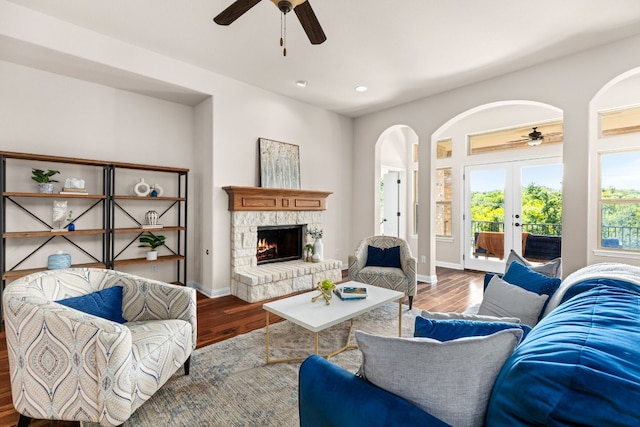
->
[{"left": 257, "top": 225, "right": 303, "bottom": 264}]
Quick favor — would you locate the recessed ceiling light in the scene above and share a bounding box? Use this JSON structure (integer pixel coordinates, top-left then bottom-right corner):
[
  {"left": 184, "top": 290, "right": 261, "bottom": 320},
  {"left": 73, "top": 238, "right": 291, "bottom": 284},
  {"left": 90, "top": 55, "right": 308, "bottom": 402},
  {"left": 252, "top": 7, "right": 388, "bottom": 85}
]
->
[
  {"left": 295, "top": 80, "right": 308, "bottom": 88},
  {"left": 355, "top": 85, "right": 368, "bottom": 92}
]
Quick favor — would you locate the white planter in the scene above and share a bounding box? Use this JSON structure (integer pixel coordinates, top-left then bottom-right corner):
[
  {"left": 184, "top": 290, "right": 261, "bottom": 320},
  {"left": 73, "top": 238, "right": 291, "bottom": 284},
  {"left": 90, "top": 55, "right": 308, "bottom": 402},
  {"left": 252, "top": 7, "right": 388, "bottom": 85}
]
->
[
  {"left": 313, "top": 238, "right": 324, "bottom": 261},
  {"left": 38, "top": 183, "right": 54, "bottom": 194},
  {"left": 146, "top": 250, "right": 158, "bottom": 261}
]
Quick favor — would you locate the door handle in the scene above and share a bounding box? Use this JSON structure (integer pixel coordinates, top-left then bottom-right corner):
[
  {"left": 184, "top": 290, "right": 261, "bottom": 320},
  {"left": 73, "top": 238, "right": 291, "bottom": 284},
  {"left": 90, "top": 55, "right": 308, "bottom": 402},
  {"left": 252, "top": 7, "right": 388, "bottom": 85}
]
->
[{"left": 515, "top": 223, "right": 521, "bottom": 227}]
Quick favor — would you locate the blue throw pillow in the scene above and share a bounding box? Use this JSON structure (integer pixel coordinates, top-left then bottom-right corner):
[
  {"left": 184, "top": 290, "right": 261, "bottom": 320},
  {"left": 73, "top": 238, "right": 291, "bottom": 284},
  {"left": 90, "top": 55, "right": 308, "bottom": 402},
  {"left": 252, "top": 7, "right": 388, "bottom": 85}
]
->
[
  {"left": 56, "top": 286, "right": 127, "bottom": 324},
  {"left": 502, "top": 261, "right": 561, "bottom": 297},
  {"left": 414, "top": 316, "right": 530, "bottom": 342},
  {"left": 365, "top": 245, "right": 402, "bottom": 268}
]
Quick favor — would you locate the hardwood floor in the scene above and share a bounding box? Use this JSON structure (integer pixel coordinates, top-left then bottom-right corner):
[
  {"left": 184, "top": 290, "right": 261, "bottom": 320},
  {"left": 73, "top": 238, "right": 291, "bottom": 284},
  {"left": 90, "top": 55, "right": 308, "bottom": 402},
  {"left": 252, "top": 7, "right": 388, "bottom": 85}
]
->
[{"left": 0, "top": 267, "right": 485, "bottom": 427}]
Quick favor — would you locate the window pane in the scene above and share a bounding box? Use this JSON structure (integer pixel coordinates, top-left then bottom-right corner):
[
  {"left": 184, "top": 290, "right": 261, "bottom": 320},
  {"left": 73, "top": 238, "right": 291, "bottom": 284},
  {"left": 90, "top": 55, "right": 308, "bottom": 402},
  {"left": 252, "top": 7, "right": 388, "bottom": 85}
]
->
[
  {"left": 600, "top": 150, "right": 640, "bottom": 250},
  {"left": 601, "top": 202, "right": 640, "bottom": 250},
  {"left": 437, "top": 139, "right": 452, "bottom": 159},
  {"left": 600, "top": 106, "right": 640, "bottom": 137},
  {"left": 468, "top": 122, "right": 563, "bottom": 155},
  {"left": 601, "top": 151, "right": 640, "bottom": 195},
  {"left": 436, "top": 168, "right": 452, "bottom": 237}
]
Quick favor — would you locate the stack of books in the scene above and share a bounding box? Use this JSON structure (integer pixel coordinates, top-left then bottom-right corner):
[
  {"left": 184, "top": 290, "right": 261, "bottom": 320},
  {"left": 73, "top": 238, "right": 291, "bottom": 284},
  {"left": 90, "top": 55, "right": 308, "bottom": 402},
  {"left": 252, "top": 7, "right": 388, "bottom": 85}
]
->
[
  {"left": 59, "top": 187, "right": 88, "bottom": 195},
  {"left": 334, "top": 285, "right": 368, "bottom": 300}
]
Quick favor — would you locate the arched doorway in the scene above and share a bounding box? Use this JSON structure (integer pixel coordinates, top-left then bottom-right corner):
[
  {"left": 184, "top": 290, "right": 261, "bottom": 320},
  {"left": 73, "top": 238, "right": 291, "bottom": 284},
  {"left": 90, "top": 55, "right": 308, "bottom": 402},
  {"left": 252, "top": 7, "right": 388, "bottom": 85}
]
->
[
  {"left": 374, "top": 125, "right": 419, "bottom": 255},
  {"left": 431, "top": 101, "right": 564, "bottom": 273}
]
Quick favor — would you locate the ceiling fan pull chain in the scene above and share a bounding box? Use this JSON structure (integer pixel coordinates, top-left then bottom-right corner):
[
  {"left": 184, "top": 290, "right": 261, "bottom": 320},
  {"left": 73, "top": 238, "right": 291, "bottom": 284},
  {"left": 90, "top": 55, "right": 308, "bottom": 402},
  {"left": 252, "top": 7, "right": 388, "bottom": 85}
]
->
[{"left": 282, "top": 12, "right": 287, "bottom": 56}]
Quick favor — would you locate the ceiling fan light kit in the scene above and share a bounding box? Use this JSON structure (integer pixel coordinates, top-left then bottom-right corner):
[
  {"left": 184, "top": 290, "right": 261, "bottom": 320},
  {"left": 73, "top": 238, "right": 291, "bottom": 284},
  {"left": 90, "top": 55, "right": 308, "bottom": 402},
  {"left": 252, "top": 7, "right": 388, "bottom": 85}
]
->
[{"left": 214, "top": 0, "right": 326, "bottom": 56}]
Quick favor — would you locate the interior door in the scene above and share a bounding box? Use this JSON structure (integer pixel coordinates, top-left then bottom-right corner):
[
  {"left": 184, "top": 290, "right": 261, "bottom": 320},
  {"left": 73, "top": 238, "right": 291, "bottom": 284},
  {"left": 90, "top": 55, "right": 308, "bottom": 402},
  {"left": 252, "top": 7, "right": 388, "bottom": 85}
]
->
[
  {"left": 382, "top": 171, "right": 406, "bottom": 237},
  {"left": 464, "top": 158, "right": 562, "bottom": 273}
]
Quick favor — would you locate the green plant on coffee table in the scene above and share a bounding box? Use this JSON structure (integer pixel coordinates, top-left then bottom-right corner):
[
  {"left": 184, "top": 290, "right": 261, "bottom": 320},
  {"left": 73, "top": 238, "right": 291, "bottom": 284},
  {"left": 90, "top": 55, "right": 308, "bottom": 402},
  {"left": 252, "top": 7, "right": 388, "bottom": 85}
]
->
[
  {"left": 138, "top": 233, "right": 166, "bottom": 251},
  {"left": 31, "top": 168, "right": 60, "bottom": 183}
]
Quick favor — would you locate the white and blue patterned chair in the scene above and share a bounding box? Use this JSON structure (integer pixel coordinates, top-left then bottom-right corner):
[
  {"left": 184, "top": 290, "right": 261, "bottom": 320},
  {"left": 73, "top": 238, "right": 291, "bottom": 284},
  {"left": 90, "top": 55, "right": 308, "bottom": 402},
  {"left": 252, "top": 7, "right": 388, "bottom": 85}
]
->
[
  {"left": 348, "top": 236, "right": 417, "bottom": 309},
  {"left": 3, "top": 268, "right": 197, "bottom": 427}
]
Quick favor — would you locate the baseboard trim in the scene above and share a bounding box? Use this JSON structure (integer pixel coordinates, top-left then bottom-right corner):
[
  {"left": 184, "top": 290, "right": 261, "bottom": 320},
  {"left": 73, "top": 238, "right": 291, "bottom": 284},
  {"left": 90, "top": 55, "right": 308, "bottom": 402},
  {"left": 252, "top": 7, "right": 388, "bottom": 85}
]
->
[
  {"left": 436, "top": 261, "right": 463, "bottom": 270},
  {"left": 418, "top": 274, "right": 437, "bottom": 284},
  {"left": 188, "top": 281, "right": 231, "bottom": 298}
]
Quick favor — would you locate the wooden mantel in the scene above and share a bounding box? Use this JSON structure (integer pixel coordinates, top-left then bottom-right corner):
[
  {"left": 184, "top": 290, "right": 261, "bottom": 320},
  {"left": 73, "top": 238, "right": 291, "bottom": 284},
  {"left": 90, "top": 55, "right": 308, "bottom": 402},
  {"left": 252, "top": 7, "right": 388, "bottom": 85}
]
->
[{"left": 223, "top": 186, "right": 332, "bottom": 211}]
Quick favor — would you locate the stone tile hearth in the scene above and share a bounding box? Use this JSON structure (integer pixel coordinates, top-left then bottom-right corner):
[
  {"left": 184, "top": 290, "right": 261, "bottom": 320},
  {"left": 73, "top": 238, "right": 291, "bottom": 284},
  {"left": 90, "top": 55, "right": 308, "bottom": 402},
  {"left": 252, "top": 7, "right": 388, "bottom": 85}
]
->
[{"left": 230, "top": 210, "right": 341, "bottom": 302}]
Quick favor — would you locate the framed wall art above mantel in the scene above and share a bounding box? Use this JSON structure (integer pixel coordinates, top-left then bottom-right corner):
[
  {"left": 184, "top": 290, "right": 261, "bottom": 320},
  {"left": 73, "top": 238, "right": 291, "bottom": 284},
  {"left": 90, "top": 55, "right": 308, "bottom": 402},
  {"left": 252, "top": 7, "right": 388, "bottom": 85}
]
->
[{"left": 258, "top": 138, "right": 300, "bottom": 189}]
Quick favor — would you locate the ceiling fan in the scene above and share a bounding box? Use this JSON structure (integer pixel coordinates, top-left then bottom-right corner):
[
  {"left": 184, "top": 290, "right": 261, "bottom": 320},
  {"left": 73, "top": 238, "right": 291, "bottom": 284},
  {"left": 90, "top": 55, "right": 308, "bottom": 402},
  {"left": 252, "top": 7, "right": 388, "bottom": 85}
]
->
[
  {"left": 526, "top": 127, "right": 544, "bottom": 146},
  {"left": 213, "top": 0, "right": 326, "bottom": 56},
  {"left": 504, "top": 127, "right": 549, "bottom": 147}
]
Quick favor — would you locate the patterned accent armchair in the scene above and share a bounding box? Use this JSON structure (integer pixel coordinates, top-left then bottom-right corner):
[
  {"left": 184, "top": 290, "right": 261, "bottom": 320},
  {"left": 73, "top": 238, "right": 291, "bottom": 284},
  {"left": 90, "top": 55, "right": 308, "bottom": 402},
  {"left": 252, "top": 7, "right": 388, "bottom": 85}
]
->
[
  {"left": 348, "top": 236, "right": 417, "bottom": 309},
  {"left": 3, "top": 268, "right": 197, "bottom": 427}
]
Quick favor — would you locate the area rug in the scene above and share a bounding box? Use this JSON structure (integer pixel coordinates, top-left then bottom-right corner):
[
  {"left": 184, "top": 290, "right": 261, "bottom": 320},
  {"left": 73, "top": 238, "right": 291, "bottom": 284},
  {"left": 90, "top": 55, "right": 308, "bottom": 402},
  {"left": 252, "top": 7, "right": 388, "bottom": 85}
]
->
[{"left": 120, "top": 303, "right": 420, "bottom": 426}]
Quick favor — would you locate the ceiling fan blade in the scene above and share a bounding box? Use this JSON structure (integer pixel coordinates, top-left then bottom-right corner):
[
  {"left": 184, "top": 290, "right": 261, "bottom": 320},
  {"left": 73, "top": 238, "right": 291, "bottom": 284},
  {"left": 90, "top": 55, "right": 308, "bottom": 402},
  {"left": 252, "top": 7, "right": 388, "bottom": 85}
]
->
[
  {"left": 214, "top": 0, "right": 262, "bottom": 25},
  {"left": 294, "top": 1, "right": 326, "bottom": 44}
]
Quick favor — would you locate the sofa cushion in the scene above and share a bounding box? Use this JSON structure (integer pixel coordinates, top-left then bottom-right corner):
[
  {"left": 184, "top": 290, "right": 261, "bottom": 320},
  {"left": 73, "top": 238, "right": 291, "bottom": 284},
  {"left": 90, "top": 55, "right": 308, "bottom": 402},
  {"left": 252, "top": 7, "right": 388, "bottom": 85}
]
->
[
  {"left": 56, "top": 286, "right": 127, "bottom": 323},
  {"left": 478, "top": 275, "right": 548, "bottom": 327},
  {"left": 414, "top": 316, "right": 531, "bottom": 342},
  {"left": 505, "top": 249, "right": 561, "bottom": 277},
  {"left": 487, "top": 281, "right": 640, "bottom": 426},
  {"left": 421, "top": 310, "right": 520, "bottom": 324},
  {"left": 502, "top": 260, "right": 562, "bottom": 296},
  {"left": 355, "top": 329, "right": 521, "bottom": 427},
  {"left": 365, "top": 245, "right": 401, "bottom": 268}
]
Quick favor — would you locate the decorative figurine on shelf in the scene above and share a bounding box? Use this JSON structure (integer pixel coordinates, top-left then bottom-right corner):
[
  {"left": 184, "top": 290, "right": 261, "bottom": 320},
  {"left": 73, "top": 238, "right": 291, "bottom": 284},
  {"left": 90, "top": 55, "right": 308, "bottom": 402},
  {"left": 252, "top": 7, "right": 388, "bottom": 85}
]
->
[
  {"left": 133, "top": 178, "right": 151, "bottom": 197},
  {"left": 51, "top": 200, "right": 67, "bottom": 232},
  {"left": 150, "top": 184, "right": 164, "bottom": 197},
  {"left": 67, "top": 210, "right": 75, "bottom": 231},
  {"left": 311, "top": 279, "right": 336, "bottom": 305}
]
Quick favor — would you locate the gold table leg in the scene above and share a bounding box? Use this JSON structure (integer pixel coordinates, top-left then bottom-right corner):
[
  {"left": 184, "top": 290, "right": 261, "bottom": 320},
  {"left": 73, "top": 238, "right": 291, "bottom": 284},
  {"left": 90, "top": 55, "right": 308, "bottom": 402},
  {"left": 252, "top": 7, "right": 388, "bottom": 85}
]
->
[
  {"left": 265, "top": 317, "right": 358, "bottom": 365},
  {"left": 398, "top": 299, "right": 402, "bottom": 337}
]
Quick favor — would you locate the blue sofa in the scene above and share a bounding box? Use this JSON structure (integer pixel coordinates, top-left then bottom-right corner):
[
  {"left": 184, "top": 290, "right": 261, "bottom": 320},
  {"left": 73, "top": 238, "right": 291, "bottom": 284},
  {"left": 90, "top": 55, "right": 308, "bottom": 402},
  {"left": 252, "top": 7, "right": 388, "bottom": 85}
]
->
[{"left": 299, "top": 263, "right": 640, "bottom": 426}]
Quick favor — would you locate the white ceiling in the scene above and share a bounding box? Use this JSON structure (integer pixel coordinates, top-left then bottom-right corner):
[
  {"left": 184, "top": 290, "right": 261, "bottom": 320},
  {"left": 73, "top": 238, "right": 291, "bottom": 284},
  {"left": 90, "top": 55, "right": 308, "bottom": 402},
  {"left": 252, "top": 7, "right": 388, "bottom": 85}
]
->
[{"left": 7, "top": 0, "right": 640, "bottom": 117}]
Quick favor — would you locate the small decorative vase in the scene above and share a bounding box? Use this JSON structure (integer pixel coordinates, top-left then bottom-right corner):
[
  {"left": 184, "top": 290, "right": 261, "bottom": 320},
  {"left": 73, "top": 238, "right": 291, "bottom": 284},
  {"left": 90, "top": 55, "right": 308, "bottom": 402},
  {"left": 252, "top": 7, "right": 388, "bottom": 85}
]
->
[
  {"left": 68, "top": 222, "right": 75, "bottom": 231},
  {"left": 146, "top": 250, "right": 158, "bottom": 261},
  {"left": 134, "top": 178, "right": 151, "bottom": 197},
  {"left": 38, "top": 183, "right": 54, "bottom": 194},
  {"left": 313, "top": 238, "right": 324, "bottom": 261},
  {"left": 152, "top": 184, "right": 164, "bottom": 197},
  {"left": 145, "top": 210, "right": 158, "bottom": 225}
]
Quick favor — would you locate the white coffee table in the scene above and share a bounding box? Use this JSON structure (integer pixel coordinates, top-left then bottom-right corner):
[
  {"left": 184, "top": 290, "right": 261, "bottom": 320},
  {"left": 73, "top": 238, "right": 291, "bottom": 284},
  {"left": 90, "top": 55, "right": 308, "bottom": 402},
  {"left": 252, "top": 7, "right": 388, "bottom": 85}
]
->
[{"left": 262, "top": 281, "right": 405, "bottom": 364}]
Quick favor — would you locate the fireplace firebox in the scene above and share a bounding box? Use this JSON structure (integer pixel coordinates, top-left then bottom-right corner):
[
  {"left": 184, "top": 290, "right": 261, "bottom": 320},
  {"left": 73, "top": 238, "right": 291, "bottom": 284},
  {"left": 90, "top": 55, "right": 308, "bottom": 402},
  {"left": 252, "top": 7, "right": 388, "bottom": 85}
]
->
[{"left": 257, "top": 225, "right": 303, "bottom": 264}]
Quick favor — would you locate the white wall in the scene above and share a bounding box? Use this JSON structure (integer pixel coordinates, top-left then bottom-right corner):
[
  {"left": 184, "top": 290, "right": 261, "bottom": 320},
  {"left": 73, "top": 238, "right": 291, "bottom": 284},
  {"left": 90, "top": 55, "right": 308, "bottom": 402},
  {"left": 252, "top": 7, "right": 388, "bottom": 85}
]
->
[
  {"left": 353, "top": 34, "right": 640, "bottom": 279},
  {"left": 0, "top": 2, "right": 354, "bottom": 297}
]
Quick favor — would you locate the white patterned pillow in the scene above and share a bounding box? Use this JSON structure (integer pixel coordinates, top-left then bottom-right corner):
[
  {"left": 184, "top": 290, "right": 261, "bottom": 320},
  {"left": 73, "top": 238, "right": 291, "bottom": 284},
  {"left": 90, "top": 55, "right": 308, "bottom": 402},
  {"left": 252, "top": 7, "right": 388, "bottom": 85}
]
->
[{"left": 355, "top": 329, "right": 521, "bottom": 427}]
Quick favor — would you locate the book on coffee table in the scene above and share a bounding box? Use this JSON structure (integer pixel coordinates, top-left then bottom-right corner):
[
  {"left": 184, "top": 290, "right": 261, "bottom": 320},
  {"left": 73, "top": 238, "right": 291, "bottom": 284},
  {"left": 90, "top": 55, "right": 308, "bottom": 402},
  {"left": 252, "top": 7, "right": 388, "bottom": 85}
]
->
[{"left": 335, "top": 285, "right": 368, "bottom": 300}]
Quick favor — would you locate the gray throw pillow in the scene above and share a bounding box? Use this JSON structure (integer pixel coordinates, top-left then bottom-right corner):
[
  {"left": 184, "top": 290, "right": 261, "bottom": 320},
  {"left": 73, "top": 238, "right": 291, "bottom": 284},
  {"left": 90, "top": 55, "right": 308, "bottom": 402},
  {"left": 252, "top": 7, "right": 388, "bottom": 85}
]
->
[
  {"left": 421, "top": 310, "right": 520, "bottom": 324},
  {"left": 505, "top": 249, "right": 561, "bottom": 278},
  {"left": 478, "top": 275, "right": 548, "bottom": 327},
  {"left": 355, "top": 329, "right": 521, "bottom": 427}
]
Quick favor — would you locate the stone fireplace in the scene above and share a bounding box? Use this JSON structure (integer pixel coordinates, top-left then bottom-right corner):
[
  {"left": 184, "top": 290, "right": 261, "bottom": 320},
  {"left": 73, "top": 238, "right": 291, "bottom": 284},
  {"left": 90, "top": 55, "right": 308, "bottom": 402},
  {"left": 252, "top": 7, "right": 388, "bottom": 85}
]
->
[{"left": 224, "top": 186, "right": 342, "bottom": 303}]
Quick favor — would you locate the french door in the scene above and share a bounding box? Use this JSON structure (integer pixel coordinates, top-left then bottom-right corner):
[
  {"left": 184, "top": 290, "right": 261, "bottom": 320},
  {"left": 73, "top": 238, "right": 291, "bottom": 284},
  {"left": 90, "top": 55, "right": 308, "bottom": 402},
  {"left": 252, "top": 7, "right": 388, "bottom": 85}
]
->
[{"left": 463, "top": 158, "right": 562, "bottom": 273}]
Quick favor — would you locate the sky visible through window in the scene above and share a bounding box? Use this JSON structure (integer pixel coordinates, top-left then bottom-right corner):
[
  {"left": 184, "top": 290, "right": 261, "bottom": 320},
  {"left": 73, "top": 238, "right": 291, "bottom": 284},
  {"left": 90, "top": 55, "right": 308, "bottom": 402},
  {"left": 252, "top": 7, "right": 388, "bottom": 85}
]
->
[
  {"left": 601, "top": 152, "right": 640, "bottom": 190},
  {"left": 470, "top": 164, "right": 562, "bottom": 192}
]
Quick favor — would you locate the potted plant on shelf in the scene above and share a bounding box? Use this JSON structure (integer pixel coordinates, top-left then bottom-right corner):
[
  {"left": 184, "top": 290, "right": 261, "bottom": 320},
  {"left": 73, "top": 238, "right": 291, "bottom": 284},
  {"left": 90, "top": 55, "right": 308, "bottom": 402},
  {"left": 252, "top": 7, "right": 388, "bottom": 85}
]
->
[
  {"left": 138, "top": 233, "right": 165, "bottom": 260},
  {"left": 32, "top": 168, "right": 60, "bottom": 194}
]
